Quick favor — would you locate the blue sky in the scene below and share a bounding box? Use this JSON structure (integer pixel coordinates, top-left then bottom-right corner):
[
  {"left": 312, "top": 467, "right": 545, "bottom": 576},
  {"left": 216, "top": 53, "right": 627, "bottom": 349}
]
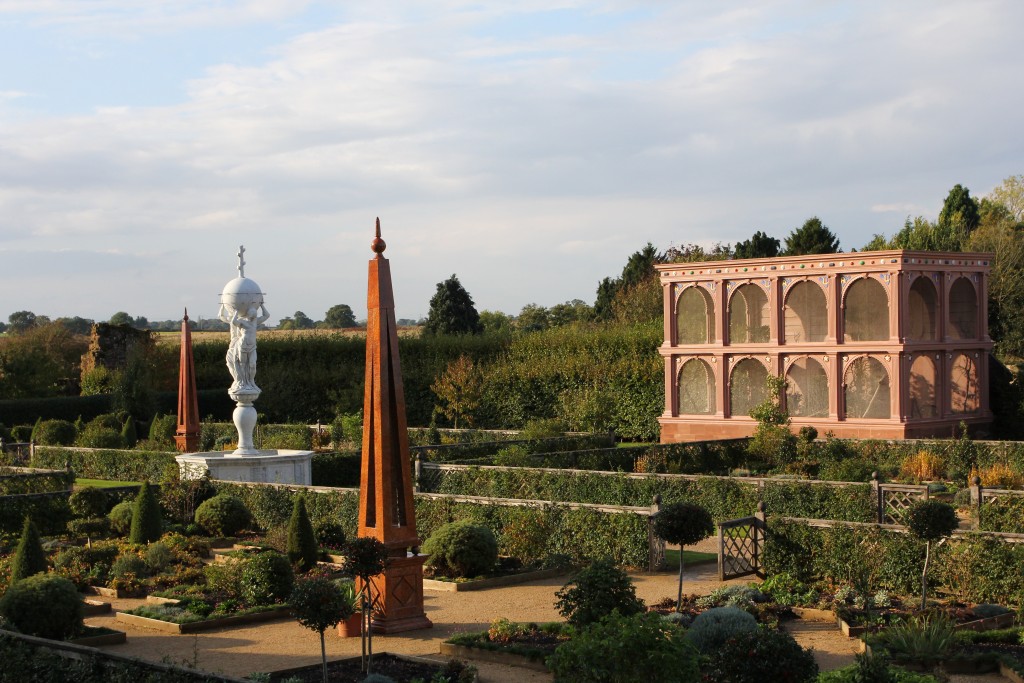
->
[{"left": 1, "top": 1, "right": 1022, "bottom": 325}]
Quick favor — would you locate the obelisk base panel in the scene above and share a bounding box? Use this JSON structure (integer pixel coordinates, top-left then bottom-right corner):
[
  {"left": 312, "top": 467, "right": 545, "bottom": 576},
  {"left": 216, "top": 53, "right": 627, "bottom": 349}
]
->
[
  {"left": 174, "top": 433, "right": 200, "bottom": 453},
  {"left": 360, "top": 554, "right": 432, "bottom": 634}
]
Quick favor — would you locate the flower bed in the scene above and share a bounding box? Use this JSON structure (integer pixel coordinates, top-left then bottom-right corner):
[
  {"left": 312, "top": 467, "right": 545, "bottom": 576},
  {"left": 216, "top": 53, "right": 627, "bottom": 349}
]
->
[
  {"left": 265, "top": 652, "right": 476, "bottom": 682},
  {"left": 441, "top": 619, "right": 570, "bottom": 672},
  {"left": 117, "top": 603, "right": 291, "bottom": 634},
  {"left": 68, "top": 625, "right": 127, "bottom": 646},
  {"left": 424, "top": 567, "right": 566, "bottom": 593}
]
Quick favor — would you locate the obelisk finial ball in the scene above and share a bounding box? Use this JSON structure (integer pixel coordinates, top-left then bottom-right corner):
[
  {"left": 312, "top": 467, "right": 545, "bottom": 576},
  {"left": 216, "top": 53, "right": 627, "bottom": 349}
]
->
[{"left": 371, "top": 217, "right": 387, "bottom": 255}]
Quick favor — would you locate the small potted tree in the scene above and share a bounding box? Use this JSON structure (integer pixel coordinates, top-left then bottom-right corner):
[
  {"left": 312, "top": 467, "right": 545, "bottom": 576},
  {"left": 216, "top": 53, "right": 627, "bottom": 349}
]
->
[
  {"left": 289, "top": 576, "right": 354, "bottom": 683},
  {"left": 905, "top": 500, "right": 959, "bottom": 610},
  {"left": 652, "top": 502, "right": 715, "bottom": 610},
  {"left": 335, "top": 581, "right": 362, "bottom": 637}
]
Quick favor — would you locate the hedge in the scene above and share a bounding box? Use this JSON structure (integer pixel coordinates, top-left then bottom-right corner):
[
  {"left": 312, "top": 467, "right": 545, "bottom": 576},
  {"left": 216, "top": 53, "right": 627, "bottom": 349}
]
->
[
  {"left": 209, "top": 482, "right": 652, "bottom": 569},
  {"left": 0, "top": 492, "right": 71, "bottom": 537},
  {"left": 0, "top": 468, "right": 73, "bottom": 495},
  {"left": 0, "top": 390, "right": 234, "bottom": 426},
  {"left": 412, "top": 434, "right": 615, "bottom": 463},
  {"left": 422, "top": 467, "right": 875, "bottom": 522},
  {"left": 31, "top": 447, "right": 176, "bottom": 483},
  {"left": 763, "top": 519, "right": 1024, "bottom": 607},
  {"left": 979, "top": 497, "right": 1024, "bottom": 533},
  {"left": 310, "top": 451, "right": 361, "bottom": 487}
]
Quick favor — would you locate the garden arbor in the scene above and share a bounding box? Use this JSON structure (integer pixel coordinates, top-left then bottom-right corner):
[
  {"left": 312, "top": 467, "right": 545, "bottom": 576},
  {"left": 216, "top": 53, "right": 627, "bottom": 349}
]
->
[{"left": 658, "top": 250, "right": 993, "bottom": 441}]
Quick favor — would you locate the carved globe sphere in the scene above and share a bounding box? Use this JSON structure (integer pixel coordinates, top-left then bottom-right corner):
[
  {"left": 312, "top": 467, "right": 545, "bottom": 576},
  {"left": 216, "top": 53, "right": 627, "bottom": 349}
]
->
[{"left": 220, "top": 276, "right": 264, "bottom": 312}]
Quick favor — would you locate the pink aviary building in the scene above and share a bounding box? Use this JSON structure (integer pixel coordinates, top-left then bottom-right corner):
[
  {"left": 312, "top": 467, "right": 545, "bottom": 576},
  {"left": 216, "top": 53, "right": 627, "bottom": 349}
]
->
[{"left": 656, "top": 250, "right": 994, "bottom": 442}]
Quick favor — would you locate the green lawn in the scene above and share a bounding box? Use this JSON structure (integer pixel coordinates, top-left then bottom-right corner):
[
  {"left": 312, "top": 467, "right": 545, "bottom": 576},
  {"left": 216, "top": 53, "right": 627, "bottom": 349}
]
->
[
  {"left": 663, "top": 548, "right": 717, "bottom": 570},
  {"left": 74, "top": 478, "right": 140, "bottom": 489}
]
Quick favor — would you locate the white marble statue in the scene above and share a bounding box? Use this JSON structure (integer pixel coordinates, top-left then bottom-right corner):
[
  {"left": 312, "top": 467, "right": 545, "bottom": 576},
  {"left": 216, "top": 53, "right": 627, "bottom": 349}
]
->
[{"left": 220, "top": 302, "right": 269, "bottom": 392}]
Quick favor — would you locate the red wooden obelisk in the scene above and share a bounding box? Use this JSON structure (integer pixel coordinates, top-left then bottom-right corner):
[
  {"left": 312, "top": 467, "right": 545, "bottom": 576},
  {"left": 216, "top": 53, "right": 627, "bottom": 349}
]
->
[
  {"left": 357, "top": 218, "right": 432, "bottom": 633},
  {"left": 174, "top": 309, "right": 201, "bottom": 453}
]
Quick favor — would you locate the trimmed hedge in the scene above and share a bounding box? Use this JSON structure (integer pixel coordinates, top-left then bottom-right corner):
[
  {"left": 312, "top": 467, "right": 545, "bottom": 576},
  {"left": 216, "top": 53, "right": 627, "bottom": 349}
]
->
[
  {"left": 412, "top": 434, "right": 614, "bottom": 463},
  {"left": 763, "top": 520, "right": 1024, "bottom": 607},
  {"left": 210, "top": 481, "right": 652, "bottom": 569},
  {"left": 310, "top": 451, "right": 361, "bottom": 487},
  {"left": 0, "top": 469, "right": 73, "bottom": 495},
  {"left": 31, "top": 446, "right": 175, "bottom": 482},
  {"left": 422, "top": 467, "right": 875, "bottom": 522},
  {"left": 979, "top": 496, "right": 1024, "bottom": 533},
  {"left": 0, "top": 492, "right": 71, "bottom": 536}
]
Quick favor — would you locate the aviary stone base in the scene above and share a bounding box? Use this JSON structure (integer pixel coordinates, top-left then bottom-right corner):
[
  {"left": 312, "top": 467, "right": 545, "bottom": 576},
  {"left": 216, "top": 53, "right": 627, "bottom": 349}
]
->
[{"left": 175, "top": 450, "right": 312, "bottom": 485}]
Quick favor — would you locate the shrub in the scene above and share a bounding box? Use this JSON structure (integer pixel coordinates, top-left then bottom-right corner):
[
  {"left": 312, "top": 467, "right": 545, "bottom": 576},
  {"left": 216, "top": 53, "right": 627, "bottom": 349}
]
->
[
  {"left": 67, "top": 517, "right": 112, "bottom": 540},
  {"left": 548, "top": 611, "right": 699, "bottom": 683},
  {"left": 0, "top": 574, "right": 83, "bottom": 639},
  {"left": 69, "top": 486, "right": 109, "bottom": 518},
  {"left": 287, "top": 496, "right": 319, "bottom": 573},
  {"left": 51, "top": 545, "right": 117, "bottom": 589},
  {"left": 10, "top": 517, "right": 47, "bottom": 583},
  {"left": 906, "top": 501, "right": 959, "bottom": 609},
  {"left": 422, "top": 521, "right": 498, "bottom": 578},
  {"left": 129, "top": 481, "right": 163, "bottom": 544},
  {"left": 33, "top": 419, "right": 77, "bottom": 446},
  {"left": 148, "top": 413, "right": 178, "bottom": 446},
  {"left": 194, "top": 493, "right": 250, "bottom": 537},
  {"left": 241, "top": 551, "right": 294, "bottom": 605},
  {"left": 554, "top": 558, "right": 644, "bottom": 628},
  {"left": 77, "top": 425, "right": 127, "bottom": 449},
  {"left": 651, "top": 502, "right": 714, "bottom": 608},
  {"left": 313, "top": 520, "right": 346, "bottom": 550},
  {"left": 144, "top": 542, "right": 175, "bottom": 572},
  {"left": 702, "top": 627, "right": 818, "bottom": 683},
  {"left": 110, "top": 553, "right": 150, "bottom": 580},
  {"left": 109, "top": 500, "right": 134, "bottom": 535},
  {"left": 684, "top": 606, "right": 758, "bottom": 654}
]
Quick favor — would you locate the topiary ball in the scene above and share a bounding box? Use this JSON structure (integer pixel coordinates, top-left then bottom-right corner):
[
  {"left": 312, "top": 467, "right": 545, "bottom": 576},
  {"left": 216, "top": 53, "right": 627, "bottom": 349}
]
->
[
  {"left": 422, "top": 521, "right": 498, "bottom": 579},
  {"left": 108, "top": 500, "right": 134, "bottom": 535},
  {"left": 684, "top": 606, "right": 758, "bottom": 654},
  {"left": 194, "top": 494, "right": 250, "bottom": 537},
  {"left": 69, "top": 487, "right": 109, "bottom": 519},
  {"left": 0, "top": 574, "right": 84, "bottom": 640},
  {"left": 241, "top": 551, "right": 295, "bottom": 606},
  {"left": 652, "top": 502, "right": 715, "bottom": 547},
  {"left": 905, "top": 500, "right": 959, "bottom": 542}
]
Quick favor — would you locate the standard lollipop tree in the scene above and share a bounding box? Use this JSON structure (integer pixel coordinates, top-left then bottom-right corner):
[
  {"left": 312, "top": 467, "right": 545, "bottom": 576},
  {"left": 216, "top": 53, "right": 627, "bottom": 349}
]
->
[
  {"left": 652, "top": 501, "right": 715, "bottom": 611},
  {"left": 905, "top": 500, "right": 959, "bottom": 610}
]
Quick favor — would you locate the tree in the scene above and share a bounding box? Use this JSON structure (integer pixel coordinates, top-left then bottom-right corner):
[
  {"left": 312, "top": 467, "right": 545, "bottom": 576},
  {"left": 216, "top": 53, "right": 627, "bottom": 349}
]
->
[
  {"left": 968, "top": 219, "right": 1024, "bottom": 357},
  {"left": 652, "top": 503, "right": 715, "bottom": 610},
  {"left": 7, "top": 311, "right": 39, "bottom": 335},
  {"left": 423, "top": 274, "right": 482, "bottom": 335},
  {"left": 784, "top": 217, "right": 840, "bottom": 255},
  {"left": 54, "top": 316, "right": 94, "bottom": 335},
  {"left": 0, "top": 323, "right": 88, "bottom": 399},
  {"left": 478, "top": 310, "right": 513, "bottom": 334},
  {"left": 289, "top": 576, "right": 354, "bottom": 683},
  {"left": 108, "top": 311, "right": 134, "bottom": 327},
  {"left": 664, "top": 242, "right": 732, "bottom": 263},
  {"left": 549, "top": 299, "right": 594, "bottom": 326},
  {"left": 905, "top": 501, "right": 958, "bottom": 610},
  {"left": 343, "top": 537, "right": 389, "bottom": 674},
  {"left": 323, "top": 304, "right": 357, "bottom": 329},
  {"left": 129, "top": 481, "right": 163, "bottom": 544},
  {"left": 989, "top": 174, "right": 1024, "bottom": 222},
  {"left": 290, "top": 311, "right": 316, "bottom": 330},
  {"left": 594, "top": 277, "right": 618, "bottom": 321},
  {"left": 938, "top": 183, "right": 980, "bottom": 236},
  {"left": 10, "top": 516, "right": 47, "bottom": 583},
  {"left": 862, "top": 216, "right": 964, "bottom": 252},
  {"left": 287, "top": 496, "right": 319, "bottom": 573},
  {"left": 431, "top": 355, "right": 483, "bottom": 428},
  {"left": 516, "top": 304, "right": 550, "bottom": 332},
  {"left": 734, "top": 231, "right": 780, "bottom": 259}
]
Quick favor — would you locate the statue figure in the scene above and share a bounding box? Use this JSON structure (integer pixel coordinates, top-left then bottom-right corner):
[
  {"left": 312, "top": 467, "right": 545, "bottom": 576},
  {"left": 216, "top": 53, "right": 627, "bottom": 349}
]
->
[{"left": 219, "top": 302, "right": 269, "bottom": 392}]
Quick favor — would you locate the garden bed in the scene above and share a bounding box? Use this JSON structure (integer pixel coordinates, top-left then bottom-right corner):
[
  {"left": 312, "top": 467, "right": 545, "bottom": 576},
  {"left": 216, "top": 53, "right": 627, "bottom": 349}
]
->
[
  {"left": 116, "top": 605, "right": 291, "bottom": 634},
  {"left": 86, "top": 585, "right": 147, "bottom": 599},
  {"left": 441, "top": 619, "right": 569, "bottom": 672},
  {"left": 68, "top": 625, "right": 127, "bottom": 646},
  {"left": 439, "top": 642, "right": 549, "bottom": 672},
  {"left": 81, "top": 599, "right": 112, "bottom": 617},
  {"left": 423, "top": 567, "right": 565, "bottom": 592},
  {"left": 266, "top": 652, "right": 476, "bottom": 682}
]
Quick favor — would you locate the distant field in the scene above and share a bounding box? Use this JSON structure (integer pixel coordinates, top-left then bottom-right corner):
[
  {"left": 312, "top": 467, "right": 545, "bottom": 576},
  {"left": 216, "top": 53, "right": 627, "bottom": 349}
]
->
[{"left": 154, "top": 327, "right": 422, "bottom": 345}]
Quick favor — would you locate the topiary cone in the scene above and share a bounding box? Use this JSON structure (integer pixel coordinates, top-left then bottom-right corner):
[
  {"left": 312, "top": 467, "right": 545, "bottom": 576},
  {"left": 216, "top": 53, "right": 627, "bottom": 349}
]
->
[
  {"left": 287, "top": 495, "right": 320, "bottom": 572},
  {"left": 129, "top": 481, "right": 163, "bottom": 544},
  {"left": 10, "top": 516, "right": 47, "bottom": 583}
]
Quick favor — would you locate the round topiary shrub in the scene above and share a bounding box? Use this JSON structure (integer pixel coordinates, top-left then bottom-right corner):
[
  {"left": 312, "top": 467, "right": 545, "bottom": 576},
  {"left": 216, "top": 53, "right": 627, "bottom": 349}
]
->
[
  {"left": 0, "top": 573, "right": 84, "bottom": 639},
  {"left": 77, "top": 425, "right": 127, "bottom": 449},
  {"left": 548, "top": 611, "right": 700, "bottom": 683},
  {"left": 906, "top": 501, "right": 959, "bottom": 543},
  {"left": 34, "top": 419, "right": 77, "bottom": 446},
  {"left": 684, "top": 606, "right": 759, "bottom": 654},
  {"left": 555, "top": 558, "right": 644, "bottom": 628},
  {"left": 241, "top": 551, "right": 295, "bottom": 606},
  {"left": 702, "top": 627, "right": 818, "bottom": 683},
  {"left": 69, "top": 487, "right": 109, "bottom": 519},
  {"left": 109, "top": 500, "right": 134, "bottom": 535},
  {"left": 110, "top": 553, "right": 150, "bottom": 580},
  {"left": 194, "top": 493, "right": 250, "bottom": 537},
  {"left": 422, "top": 521, "right": 498, "bottom": 578},
  {"left": 313, "top": 521, "right": 346, "bottom": 550}
]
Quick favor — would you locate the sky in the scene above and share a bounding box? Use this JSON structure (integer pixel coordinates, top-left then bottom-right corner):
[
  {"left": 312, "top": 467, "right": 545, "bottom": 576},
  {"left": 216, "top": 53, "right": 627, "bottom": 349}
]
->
[{"left": 1, "top": 1, "right": 1022, "bottom": 326}]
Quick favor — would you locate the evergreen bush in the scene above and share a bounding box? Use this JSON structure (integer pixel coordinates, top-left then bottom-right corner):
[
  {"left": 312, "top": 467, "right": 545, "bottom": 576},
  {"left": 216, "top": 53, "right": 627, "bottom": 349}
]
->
[
  {"left": 109, "top": 500, "right": 134, "bottom": 535},
  {"left": 422, "top": 521, "right": 498, "bottom": 578},
  {"left": 286, "top": 496, "right": 320, "bottom": 572},
  {"left": 10, "top": 517, "right": 47, "bottom": 583},
  {"left": 121, "top": 418, "right": 138, "bottom": 448},
  {"left": 548, "top": 611, "right": 699, "bottom": 683},
  {"left": 129, "top": 481, "right": 163, "bottom": 544},
  {"left": 554, "top": 558, "right": 644, "bottom": 628},
  {"left": 69, "top": 486, "right": 109, "bottom": 518},
  {"left": 110, "top": 553, "right": 150, "bottom": 580},
  {"left": 701, "top": 627, "right": 818, "bottom": 683},
  {"left": 241, "top": 551, "right": 294, "bottom": 605},
  {"left": 651, "top": 502, "right": 714, "bottom": 608},
  {"left": 313, "top": 520, "right": 346, "bottom": 550},
  {"left": 684, "top": 606, "right": 758, "bottom": 654},
  {"left": 33, "top": 419, "right": 77, "bottom": 446},
  {"left": 77, "top": 425, "right": 127, "bottom": 449},
  {"left": 0, "top": 574, "right": 83, "bottom": 639},
  {"left": 194, "top": 493, "right": 250, "bottom": 537}
]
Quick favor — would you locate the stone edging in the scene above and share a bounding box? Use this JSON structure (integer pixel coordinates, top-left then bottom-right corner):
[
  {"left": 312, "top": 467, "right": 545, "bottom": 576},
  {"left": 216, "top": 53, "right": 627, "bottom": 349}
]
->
[
  {"left": 116, "top": 606, "right": 292, "bottom": 634},
  {"left": 423, "top": 568, "right": 566, "bottom": 593}
]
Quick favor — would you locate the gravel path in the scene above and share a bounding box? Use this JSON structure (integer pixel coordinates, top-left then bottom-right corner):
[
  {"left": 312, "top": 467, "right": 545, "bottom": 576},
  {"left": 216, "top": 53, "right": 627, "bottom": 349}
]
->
[{"left": 86, "top": 539, "right": 1009, "bottom": 682}]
